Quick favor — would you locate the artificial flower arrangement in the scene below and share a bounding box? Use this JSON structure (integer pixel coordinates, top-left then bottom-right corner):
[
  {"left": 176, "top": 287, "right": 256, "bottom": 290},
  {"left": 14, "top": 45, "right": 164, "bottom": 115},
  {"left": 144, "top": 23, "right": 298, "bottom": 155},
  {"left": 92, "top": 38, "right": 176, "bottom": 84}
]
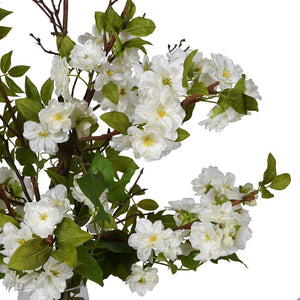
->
[{"left": 0, "top": 0, "right": 291, "bottom": 299}]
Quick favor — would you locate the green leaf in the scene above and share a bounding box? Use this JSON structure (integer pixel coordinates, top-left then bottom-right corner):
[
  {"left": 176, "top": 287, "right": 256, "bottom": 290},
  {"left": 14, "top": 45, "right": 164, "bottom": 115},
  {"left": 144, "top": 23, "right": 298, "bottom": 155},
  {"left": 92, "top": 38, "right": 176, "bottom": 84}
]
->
[
  {"left": 122, "top": 38, "right": 152, "bottom": 54},
  {"left": 22, "top": 164, "right": 36, "bottom": 177},
  {"left": 225, "top": 88, "right": 246, "bottom": 114},
  {"left": 90, "top": 152, "right": 115, "bottom": 187},
  {"left": 51, "top": 246, "right": 77, "bottom": 269},
  {"left": 123, "top": 0, "right": 136, "bottom": 22},
  {"left": 102, "top": 81, "right": 119, "bottom": 105},
  {"left": 0, "top": 26, "right": 11, "bottom": 40},
  {"left": 40, "top": 78, "right": 54, "bottom": 106},
  {"left": 103, "top": 6, "right": 123, "bottom": 30},
  {"left": 183, "top": 102, "right": 195, "bottom": 123},
  {"left": 8, "top": 65, "right": 30, "bottom": 77},
  {"left": 76, "top": 246, "right": 104, "bottom": 286},
  {"left": 259, "top": 182, "right": 274, "bottom": 199},
  {"left": 16, "top": 148, "right": 37, "bottom": 166},
  {"left": 175, "top": 127, "right": 190, "bottom": 142},
  {"left": 95, "top": 11, "right": 105, "bottom": 33},
  {"left": 25, "top": 76, "right": 40, "bottom": 102},
  {"left": 45, "top": 168, "right": 68, "bottom": 186},
  {"left": 57, "top": 35, "right": 76, "bottom": 60},
  {"left": 108, "top": 155, "right": 139, "bottom": 174},
  {"left": 15, "top": 97, "right": 43, "bottom": 122},
  {"left": 94, "top": 239, "right": 134, "bottom": 254},
  {"left": 263, "top": 153, "right": 277, "bottom": 184},
  {"left": 100, "top": 111, "right": 129, "bottom": 135},
  {"left": 211, "top": 252, "right": 247, "bottom": 268},
  {"left": 0, "top": 212, "right": 20, "bottom": 228},
  {"left": 8, "top": 238, "right": 51, "bottom": 270},
  {"left": 187, "top": 82, "right": 209, "bottom": 96},
  {"left": 180, "top": 251, "right": 200, "bottom": 271},
  {"left": 1, "top": 50, "right": 13, "bottom": 73},
  {"left": 270, "top": 173, "right": 291, "bottom": 190},
  {"left": 54, "top": 218, "right": 92, "bottom": 248},
  {"left": 76, "top": 171, "right": 110, "bottom": 222},
  {"left": 0, "top": 8, "right": 12, "bottom": 21},
  {"left": 137, "top": 199, "right": 159, "bottom": 211},
  {"left": 234, "top": 74, "right": 246, "bottom": 92},
  {"left": 182, "top": 50, "right": 197, "bottom": 88},
  {"left": 126, "top": 17, "right": 156, "bottom": 37},
  {"left": 5, "top": 76, "right": 23, "bottom": 94}
]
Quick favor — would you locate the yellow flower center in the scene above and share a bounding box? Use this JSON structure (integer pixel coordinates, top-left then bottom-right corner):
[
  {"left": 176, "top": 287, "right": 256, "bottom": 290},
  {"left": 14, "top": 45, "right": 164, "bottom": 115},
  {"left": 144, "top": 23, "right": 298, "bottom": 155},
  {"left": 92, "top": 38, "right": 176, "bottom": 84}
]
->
[
  {"left": 162, "top": 78, "right": 172, "bottom": 86},
  {"left": 149, "top": 234, "right": 158, "bottom": 243},
  {"left": 107, "top": 70, "right": 114, "bottom": 76},
  {"left": 53, "top": 113, "right": 63, "bottom": 121},
  {"left": 17, "top": 239, "right": 25, "bottom": 245},
  {"left": 50, "top": 270, "right": 59, "bottom": 276},
  {"left": 138, "top": 276, "right": 146, "bottom": 284},
  {"left": 38, "top": 131, "right": 48, "bottom": 137},
  {"left": 157, "top": 106, "right": 166, "bottom": 118},
  {"left": 205, "top": 234, "right": 211, "bottom": 242},
  {"left": 143, "top": 137, "right": 154, "bottom": 147},
  {"left": 39, "top": 212, "right": 48, "bottom": 221},
  {"left": 223, "top": 69, "right": 231, "bottom": 78}
]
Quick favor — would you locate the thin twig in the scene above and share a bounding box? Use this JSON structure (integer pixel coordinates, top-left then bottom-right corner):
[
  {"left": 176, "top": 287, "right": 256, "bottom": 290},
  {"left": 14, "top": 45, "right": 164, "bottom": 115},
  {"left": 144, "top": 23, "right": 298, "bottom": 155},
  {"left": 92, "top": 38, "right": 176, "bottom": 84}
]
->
[
  {"left": 30, "top": 33, "right": 59, "bottom": 55},
  {"left": 0, "top": 184, "right": 16, "bottom": 217}
]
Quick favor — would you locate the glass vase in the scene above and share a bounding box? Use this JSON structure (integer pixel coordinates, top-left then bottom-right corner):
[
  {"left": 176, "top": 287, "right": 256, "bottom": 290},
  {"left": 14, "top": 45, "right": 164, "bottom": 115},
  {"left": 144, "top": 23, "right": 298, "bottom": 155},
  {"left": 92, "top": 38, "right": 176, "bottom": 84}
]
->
[{"left": 17, "top": 281, "right": 89, "bottom": 300}]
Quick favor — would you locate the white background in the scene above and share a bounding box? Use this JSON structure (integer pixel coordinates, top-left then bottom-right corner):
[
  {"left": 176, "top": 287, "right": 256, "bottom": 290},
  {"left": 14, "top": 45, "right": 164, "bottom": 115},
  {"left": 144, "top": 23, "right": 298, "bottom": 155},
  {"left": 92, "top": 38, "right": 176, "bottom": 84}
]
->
[{"left": 0, "top": 0, "right": 300, "bottom": 299}]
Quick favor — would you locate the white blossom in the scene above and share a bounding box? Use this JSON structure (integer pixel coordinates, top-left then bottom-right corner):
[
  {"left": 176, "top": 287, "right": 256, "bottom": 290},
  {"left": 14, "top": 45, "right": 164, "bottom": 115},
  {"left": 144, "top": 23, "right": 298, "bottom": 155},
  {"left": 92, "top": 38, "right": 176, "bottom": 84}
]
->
[
  {"left": 24, "top": 198, "right": 64, "bottom": 238},
  {"left": 43, "top": 184, "right": 70, "bottom": 214},
  {"left": 138, "top": 55, "right": 186, "bottom": 97},
  {"left": 128, "top": 218, "right": 173, "bottom": 261},
  {"left": 70, "top": 98, "right": 97, "bottom": 138},
  {"left": 70, "top": 39, "right": 107, "bottom": 71},
  {"left": 126, "top": 264, "right": 159, "bottom": 296},
  {"left": 209, "top": 54, "right": 243, "bottom": 90},
  {"left": 39, "top": 99, "right": 74, "bottom": 134},
  {"left": 0, "top": 222, "right": 32, "bottom": 264},
  {"left": 50, "top": 56, "right": 70, "bottom": 100},
  {"left": 199, "top": 106, "right": 243, "bottom": 132},
  {"left": 190, "top": 221, "right": 223, "bottom": 262},
  {"left": 23, "top": 121, "right": 68, "bottom": 155},
  {"left": 133, "top": 88, "right": 185, "bottom": 140},
  {"left": 245, "top": 78, "right": 262, "bottom": 100}
]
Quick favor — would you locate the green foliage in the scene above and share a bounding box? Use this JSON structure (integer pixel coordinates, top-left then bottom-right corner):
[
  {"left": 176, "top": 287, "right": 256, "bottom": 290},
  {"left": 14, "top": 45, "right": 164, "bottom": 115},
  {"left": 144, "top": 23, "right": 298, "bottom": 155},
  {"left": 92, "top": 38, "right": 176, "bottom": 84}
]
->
[
  {"left": 100, "top": 111, "right": 130, "bottom": 135},
  {"left": 25, "top": 76, "right": 41, "bottom": 102},
  {"left": 8, "top": 65, "right": 30, "bottom": 77},
  {"left": 15, "top": 97, "right": 43, "bottom": 122},
  {"left": 187, "top": 82, "right": 209, "bottom": 96},
  {"left": 51, "top": 245, "right": 77, "bottom": 269},
  {"left": 0, "top": 26, "right": 11, "bottom": 40},
  {"left": 0, "top": 212, "right": 20, "bottom": 228},
  {"left": 259, "top": 153, "right": 291, "bottom": 198},
  {"left": 102, "top": 81, "right": 119, "bottom": 105},
  {"left": 122, "top": 38, "right": 152, "bottom": 54},
  {"left": 175, "top": 127, "right": 190, "bottom": 142},
  {"left": 219, "top": 75, "right": 258, "bottom": 115},
  {"left": 40, "top": 78, "right": 54, "bottom": 105},
  {"left": 137, "top": 199, "right": 159, "bottom": 211},
  {"left": 54, "top": 218, "right": 92, "bottom": 248},
  {"left": 182, "top": 50, "right": 198, "bottom": 88},
  {"left": 76, "top": 245, "right": 104, "bottom": 286},
  {"left": 8, "top": 238, "right": 51, "bottom": 270},
  {"left": 57, "top": 35, "right": 76, "bottom": 60},
  {"left": 15, "top": 147, "right": 37, "bottom": 166},
  {"left": 0, "top": 50, "right": 12, "bottom": 73},
  {"left": 211, "top": 253, "right": 247, "bottom": 267},
  {"left": 126, "top": 17, "right": 156, "bottom": 37},
  {"left": 0, "top": 8, "right": 12, "bottom": 21},
  {"left": 179, "top": 251, "right": 200, "bottom": 271}
]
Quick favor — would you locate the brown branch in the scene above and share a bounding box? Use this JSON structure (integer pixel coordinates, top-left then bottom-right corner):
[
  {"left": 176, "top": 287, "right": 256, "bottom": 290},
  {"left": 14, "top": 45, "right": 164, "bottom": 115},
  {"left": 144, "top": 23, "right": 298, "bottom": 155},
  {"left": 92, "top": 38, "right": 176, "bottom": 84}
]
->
[
  {"left": 181, "top": 81, "right": 220, "bottom": 107},
  {"left": 174, "top": 219, "right": 201, "bottom": 231},
  {"left": 231, "top": 190, "right": 259, "bottom": 206},
  {"left": 30, "top": 34, "right": 59, "bottom": 55},
  {"left": 128, "top": 168, "right": 144, "bottom": 195},
  {"left": 0, "top": 184, "right": 15, "bottom": 217},
  {"left": 62, "top": 0, "right": 68, "bottom": 36}
]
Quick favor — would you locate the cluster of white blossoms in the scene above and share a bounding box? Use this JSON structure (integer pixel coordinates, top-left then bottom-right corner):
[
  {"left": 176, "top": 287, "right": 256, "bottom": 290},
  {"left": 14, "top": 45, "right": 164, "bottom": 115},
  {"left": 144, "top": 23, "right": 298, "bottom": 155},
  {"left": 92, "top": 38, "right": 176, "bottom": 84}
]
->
[
  {"left": 126, "top": 166, "right": 256, "bottom": 296},
  {"left": 0, "top": 184, "right": 74, "bottom": 299},
  {"left": 22, "top": 19, "right": 261, "bottom": 161}
]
